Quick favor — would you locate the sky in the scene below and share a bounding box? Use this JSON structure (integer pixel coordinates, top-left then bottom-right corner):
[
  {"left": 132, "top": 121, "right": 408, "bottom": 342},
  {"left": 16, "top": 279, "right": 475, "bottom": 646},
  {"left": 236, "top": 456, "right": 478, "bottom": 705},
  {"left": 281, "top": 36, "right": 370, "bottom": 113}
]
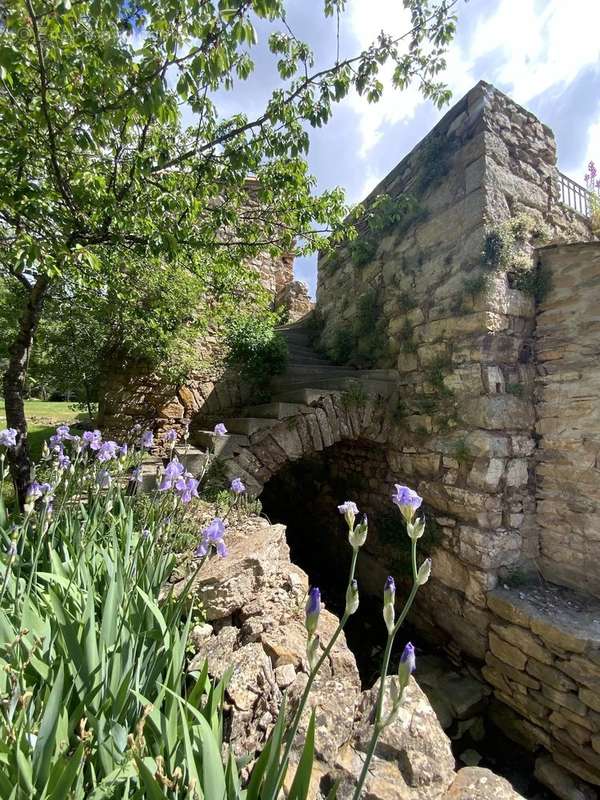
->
[{"left": 211, "top": 0, "right": 600, "bottom": 296}]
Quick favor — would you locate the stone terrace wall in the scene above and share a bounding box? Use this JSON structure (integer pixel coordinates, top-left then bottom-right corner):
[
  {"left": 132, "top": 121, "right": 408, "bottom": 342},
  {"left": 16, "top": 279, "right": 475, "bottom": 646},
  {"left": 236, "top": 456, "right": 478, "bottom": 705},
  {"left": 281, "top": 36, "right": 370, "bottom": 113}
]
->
[
  {"left": 534, "top": 242, "right": 600, "bottom": 598},
  {"left": 315, "top": 80, "right": 582, "bottom": 662},
  {"left": 484, "top": 586, "right": 600, "bottom": 787}
]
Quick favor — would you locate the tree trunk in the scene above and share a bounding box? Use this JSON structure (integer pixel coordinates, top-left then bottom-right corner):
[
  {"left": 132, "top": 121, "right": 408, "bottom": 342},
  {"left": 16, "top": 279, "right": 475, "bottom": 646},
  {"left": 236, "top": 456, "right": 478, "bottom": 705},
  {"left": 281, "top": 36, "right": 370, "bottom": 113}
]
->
[{"left": 3, "top": 275, "right": 49, "bottom": 504}]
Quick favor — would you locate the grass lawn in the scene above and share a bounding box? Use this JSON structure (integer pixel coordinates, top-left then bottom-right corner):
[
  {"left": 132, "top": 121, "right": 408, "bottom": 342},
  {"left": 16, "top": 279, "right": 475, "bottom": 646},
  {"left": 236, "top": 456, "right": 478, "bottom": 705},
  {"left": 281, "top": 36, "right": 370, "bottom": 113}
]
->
[{"left": 1, "top": 400, "right": 91, "bottom": 462}]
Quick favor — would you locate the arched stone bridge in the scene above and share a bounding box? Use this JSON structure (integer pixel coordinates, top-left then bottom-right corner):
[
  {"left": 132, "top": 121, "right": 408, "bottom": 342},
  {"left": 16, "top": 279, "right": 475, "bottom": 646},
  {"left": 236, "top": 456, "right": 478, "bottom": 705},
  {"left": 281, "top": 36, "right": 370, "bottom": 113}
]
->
[{"left": 183, "top": 316, "right": 399, "bottom": 496}]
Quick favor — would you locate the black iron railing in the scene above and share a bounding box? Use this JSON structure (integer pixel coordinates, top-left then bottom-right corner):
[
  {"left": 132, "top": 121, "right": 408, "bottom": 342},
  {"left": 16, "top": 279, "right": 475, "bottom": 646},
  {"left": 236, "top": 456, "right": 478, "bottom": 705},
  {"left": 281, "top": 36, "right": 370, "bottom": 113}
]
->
[{"left": 557, "top": 171, "right": 592, "bottom": 216}]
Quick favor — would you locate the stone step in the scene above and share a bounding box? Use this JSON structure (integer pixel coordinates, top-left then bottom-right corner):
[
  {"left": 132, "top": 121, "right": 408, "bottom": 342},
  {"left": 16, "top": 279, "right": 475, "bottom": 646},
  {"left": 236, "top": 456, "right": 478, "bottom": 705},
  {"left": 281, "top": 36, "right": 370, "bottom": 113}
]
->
[
  {"left": 241, "top": 401, "right": 312, "bottom": 419},
  {"left": 272, "top": 377, "right": 397, "bottom": 398},
  {"left": 282, "top": 365, "right": 364, "bottom": 377},
  {"left": 282, "top": 365, "right": 396, "bottom": 379},
  {"left": 271, "top": 388, "right": 340, "bottom": 404},
  {"left": 192, "top": 430, "right": 250, "bottom": 457},
  {"left": 174, "top": 445, "right": 209, "bottom": 476}
]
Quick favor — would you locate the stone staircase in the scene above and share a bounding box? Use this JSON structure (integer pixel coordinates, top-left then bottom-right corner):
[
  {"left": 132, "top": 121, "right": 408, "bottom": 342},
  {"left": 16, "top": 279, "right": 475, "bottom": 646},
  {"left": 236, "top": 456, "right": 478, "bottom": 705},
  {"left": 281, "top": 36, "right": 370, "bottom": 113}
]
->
[{"left": 187, "top": 314, "right": 397, "bottom": 471}]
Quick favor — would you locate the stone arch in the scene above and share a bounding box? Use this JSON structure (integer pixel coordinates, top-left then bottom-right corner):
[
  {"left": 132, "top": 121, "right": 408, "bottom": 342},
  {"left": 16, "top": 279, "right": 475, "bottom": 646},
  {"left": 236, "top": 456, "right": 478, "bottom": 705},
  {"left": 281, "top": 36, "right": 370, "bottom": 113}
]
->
[{"left": 217, "top": 392, "right": 392, "bottom": 497}]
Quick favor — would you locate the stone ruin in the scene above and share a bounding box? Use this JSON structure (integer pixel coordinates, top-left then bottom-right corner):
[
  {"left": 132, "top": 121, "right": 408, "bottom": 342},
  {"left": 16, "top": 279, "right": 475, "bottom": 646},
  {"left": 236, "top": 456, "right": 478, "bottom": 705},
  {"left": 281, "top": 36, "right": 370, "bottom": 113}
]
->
[{"left": 100, "top": 81, "right": 600, "bottom": 794}]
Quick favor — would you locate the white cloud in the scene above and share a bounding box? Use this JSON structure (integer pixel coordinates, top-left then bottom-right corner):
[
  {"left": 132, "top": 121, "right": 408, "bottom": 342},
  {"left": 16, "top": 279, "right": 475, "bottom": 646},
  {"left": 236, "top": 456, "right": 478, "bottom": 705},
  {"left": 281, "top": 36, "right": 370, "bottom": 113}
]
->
[{"left": 346, "top": 0, "right": 600, "bottom": 158}]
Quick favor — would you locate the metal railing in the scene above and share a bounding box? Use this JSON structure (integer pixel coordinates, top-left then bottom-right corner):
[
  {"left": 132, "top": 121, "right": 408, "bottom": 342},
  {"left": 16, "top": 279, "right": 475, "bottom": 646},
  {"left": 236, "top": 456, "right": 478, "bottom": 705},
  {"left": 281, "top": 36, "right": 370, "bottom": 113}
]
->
[{"left": 557, "top": 171, "right": 592, "bottom": 217}]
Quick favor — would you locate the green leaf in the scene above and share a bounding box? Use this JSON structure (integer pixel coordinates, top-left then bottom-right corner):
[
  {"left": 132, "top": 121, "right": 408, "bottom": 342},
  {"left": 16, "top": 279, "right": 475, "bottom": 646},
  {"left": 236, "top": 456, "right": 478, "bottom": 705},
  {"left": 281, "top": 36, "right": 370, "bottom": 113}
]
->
[
  {"left": 133, "top": 756, "right": 167, "bottom": 800},
  {"left": 287, "top": 710, "right": 315, "bottom": 800},
  {"left": 46, "top": 742, "right": 84, "bottom": 799},
  {"left": 33, "top": 661, "right": 65, "bottom": 790}
]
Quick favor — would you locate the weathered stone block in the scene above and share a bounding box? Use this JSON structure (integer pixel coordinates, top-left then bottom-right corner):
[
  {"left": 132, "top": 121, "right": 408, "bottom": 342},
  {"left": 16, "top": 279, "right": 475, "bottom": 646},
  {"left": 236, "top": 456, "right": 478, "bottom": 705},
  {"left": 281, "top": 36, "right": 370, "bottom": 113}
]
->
[{"left": 489, "top": 630, "right": 527, "bottom": 670}]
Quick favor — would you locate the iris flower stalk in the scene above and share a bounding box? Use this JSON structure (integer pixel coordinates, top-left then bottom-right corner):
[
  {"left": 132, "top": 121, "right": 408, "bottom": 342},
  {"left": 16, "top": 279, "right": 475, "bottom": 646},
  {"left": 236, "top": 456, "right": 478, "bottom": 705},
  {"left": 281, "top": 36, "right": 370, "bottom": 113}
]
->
[
  {"left": 268, "top": 506, "right": 364, "bottom": 798},
  {"left": 351, "top": 488, "right": 429, "bottom": 800}
]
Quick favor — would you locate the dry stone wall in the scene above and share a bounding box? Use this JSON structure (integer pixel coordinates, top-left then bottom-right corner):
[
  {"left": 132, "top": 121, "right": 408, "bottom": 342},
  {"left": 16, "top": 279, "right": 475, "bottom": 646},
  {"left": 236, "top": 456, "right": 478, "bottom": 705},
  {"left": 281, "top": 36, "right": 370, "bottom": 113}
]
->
[
  {"left": 484, "top": 586, "right": 600, "bottom": 787},
  {"left": 534, "top": 242, "right": 600, "bottom": 598}
]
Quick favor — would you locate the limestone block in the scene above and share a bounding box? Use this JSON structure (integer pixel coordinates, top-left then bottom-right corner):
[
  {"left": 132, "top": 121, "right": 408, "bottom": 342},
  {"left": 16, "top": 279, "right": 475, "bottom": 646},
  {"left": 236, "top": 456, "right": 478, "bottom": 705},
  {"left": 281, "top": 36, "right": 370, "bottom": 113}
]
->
[
  {"left": 468, "top": 457, "right": 505, "bottom": 492},
  {"left": 444, "top": 364, "right": 484, "bottom": 396},
  {"left": 489, "top": 630, "right": 527, "bottom": 670},
  {"left": 459, "top": 396, "right": 534, "bottom": 430},
  {"left": 459, "top": 526, "right": 521, "bottom": 570},
  {"left": 534, "top": 754, "right": 598, "bottom": 800},
  {"left": 465, "top": 430, "right": 511, "bottom": 458},
  {"left": 506, "top": 458, "right": 529, "bottom": 487},
  {"left": 433, "top": 547, "right": 470, "bottom": 592},
  {"left": 417, "top": 342, "right": 449, "bottom": 367},
  {"left": 491, "top": 623, "right": 553, "bottom": 665},
  {"left": 415, "top": 312, "right": 510, "bottom": 344},
  {"left": 485, "top": 652, "right": 540, "bottom": 690},
  {"left": 526, "top": 659, "right": 577, "bottom": 693},
  {"left": 442, "top": 766, "right": 526, "bottom": 800},
  {"left": 581, "top": 688, "right": 600, "bottom": 714}
]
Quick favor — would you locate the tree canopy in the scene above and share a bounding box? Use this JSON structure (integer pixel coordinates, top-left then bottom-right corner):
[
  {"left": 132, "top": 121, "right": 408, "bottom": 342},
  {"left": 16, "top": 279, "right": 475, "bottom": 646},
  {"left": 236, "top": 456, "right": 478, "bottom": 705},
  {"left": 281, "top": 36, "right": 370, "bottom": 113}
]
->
[{"left": 0, "top": 0, "right": 458, "bottom": 493}]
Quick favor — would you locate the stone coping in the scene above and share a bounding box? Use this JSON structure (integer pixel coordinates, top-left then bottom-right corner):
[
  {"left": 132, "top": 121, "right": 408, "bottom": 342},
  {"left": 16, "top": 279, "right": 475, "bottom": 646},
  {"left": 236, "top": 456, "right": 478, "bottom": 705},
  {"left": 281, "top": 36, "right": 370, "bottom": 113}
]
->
[
  {"left": 535, "top": 240, "right": 600, "bottom": 253},
  {"left": 488, "top": 584, "right": 600, "bottom": 654}
]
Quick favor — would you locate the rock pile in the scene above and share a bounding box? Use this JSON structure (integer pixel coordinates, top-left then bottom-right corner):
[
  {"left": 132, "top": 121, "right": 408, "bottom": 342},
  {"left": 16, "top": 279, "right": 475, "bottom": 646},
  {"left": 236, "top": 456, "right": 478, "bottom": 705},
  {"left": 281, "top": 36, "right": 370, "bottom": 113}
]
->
[{"left": 178, "top": 515, "right": 524, "bottom": 799}]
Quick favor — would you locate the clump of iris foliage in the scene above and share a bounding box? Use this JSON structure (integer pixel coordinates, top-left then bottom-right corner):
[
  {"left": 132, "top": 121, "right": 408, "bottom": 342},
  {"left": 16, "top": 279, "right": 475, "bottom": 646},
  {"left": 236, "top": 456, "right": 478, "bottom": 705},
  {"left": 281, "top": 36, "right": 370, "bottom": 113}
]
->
[{"left": 0, "top": 421, "right": 431, "bottom": 798}]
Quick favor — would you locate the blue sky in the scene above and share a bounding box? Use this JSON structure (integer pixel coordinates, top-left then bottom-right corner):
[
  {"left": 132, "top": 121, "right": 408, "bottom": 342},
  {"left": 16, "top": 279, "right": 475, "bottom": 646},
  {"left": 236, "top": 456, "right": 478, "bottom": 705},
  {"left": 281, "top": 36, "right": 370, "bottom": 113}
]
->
[{"left": 211, "top": 0, "right": 600, "bottom": 295}]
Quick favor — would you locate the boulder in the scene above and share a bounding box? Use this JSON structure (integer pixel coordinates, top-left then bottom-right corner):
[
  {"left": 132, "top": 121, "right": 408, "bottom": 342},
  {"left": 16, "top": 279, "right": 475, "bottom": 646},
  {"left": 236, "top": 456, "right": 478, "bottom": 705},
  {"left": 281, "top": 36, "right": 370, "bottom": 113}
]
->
[{"left": 442, "top": 767, "right": 525, "bottom": 799}]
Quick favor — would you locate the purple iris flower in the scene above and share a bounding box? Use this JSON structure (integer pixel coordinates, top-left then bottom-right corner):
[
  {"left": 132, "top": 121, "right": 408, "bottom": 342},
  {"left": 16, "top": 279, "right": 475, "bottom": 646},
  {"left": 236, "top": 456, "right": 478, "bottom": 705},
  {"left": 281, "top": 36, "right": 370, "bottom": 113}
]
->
[
  {"left": 338, "top": 500, "right": 358, "bottom": 517},
  {"left": 49, "top": 434, "right": 64, "bottom": 451},
  {"left": 83, "top": 430, "right": 102, "bottom": 450},
  {"left": 175, "top": 475, "right": 199, "bottom": 504},
  {"left": 164, "top": 429, "right": 177, "bottom": 443},
  {"left": 194, "top": 539, "right": 209, "bottom": 558},
  {"left": 391, "top": 485, "right": 423, "bottom": 511},
  {"left": 159, "top": 459, "right": 185, "bottom": 491},
  {"left": 392, "top": 485, "right": 423, "bottom": 521},
  {"left": 0, "top": 428, "right": 17, "bottom": 448},
  {"left": 204, "top": 517, "right": 226, "bottom": 541},
  {"left": 97, "top": 440, "right": 119, "bottom": 463},
  {"left": 130, "top": 466, "right": 143, "bottom": 484},
  {"left": 58, "top": 453, "right": 71, "bottom": 471},
  {"left": 140, "top": 430, "right": 154, "bottom": 450},
  {"left": 230, "top": 477, "right": 246, "bottom": 495},
  {"left": 213, "top": 423, "right": 227, "bottom": 436},
  {"left": 25, "top": 481, "right": 47, "bottom": 501},
  {"left": 118, "top": 443, "right": 128, "bottom": 458},
  {"left": 194, "top": 517, "right": 228, "bottom": 558},
  {"left": 56, "top": 425, "right": 71, "bottom": 438}
]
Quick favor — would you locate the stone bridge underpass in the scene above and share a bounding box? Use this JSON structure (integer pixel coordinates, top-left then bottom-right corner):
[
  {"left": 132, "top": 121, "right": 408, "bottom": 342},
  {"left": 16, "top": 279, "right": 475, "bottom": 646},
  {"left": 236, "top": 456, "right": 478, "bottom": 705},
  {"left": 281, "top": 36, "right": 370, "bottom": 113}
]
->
[{"left": 104, "top": 82, "right": 600, "bottom": 792}]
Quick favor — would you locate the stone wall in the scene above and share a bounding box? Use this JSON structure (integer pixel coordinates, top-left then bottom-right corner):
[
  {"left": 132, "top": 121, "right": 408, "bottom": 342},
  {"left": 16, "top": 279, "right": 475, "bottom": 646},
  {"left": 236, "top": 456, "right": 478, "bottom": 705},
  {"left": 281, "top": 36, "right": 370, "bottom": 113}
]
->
[
  {"left": 312, "top": 81, "right": 595, "bottom": 666},
  {"left": 534, "top": 242, "right": 600, "bottom": 598},
  {"left": 484, "top": 586, "right": 600, "bottom": 787}
]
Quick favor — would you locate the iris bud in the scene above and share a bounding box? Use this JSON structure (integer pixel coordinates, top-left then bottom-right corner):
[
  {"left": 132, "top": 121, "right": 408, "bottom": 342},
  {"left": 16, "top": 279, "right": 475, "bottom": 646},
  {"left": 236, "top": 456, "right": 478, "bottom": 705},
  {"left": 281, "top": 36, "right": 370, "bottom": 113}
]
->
[
  {"left": 416, "top": 557, "right": 432, "bottom": 586},
  {"left": 345, "top": 579, "right": 359, "bottom": 615},
  {"left": 398, "top": 642, "right": 416, "bottom": 692},
  {"left": 305, "top": 587, "right": 321, "bottom": 636},
  {"left": 383, "top": 576, "right": 396, "bottom": 634},
  {"left": 349, "top": 514, "right": 368, "bottom": 549}
]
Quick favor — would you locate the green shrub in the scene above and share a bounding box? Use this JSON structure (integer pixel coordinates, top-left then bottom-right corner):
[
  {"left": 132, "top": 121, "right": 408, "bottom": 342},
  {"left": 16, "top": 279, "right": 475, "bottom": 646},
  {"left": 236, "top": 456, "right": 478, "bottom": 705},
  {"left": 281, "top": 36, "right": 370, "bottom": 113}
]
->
[
  {"left": 350, "top": 237, "right": 377, "bottom": 266},
  {"left": 330, "top": 327, "right": 355, "bottom": 363},
  {"left": 226, "top": 313, "right": 288, "bottom": 395},
  {"left": 414, "top": 133, "right": 453, "bottom": 195}
]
